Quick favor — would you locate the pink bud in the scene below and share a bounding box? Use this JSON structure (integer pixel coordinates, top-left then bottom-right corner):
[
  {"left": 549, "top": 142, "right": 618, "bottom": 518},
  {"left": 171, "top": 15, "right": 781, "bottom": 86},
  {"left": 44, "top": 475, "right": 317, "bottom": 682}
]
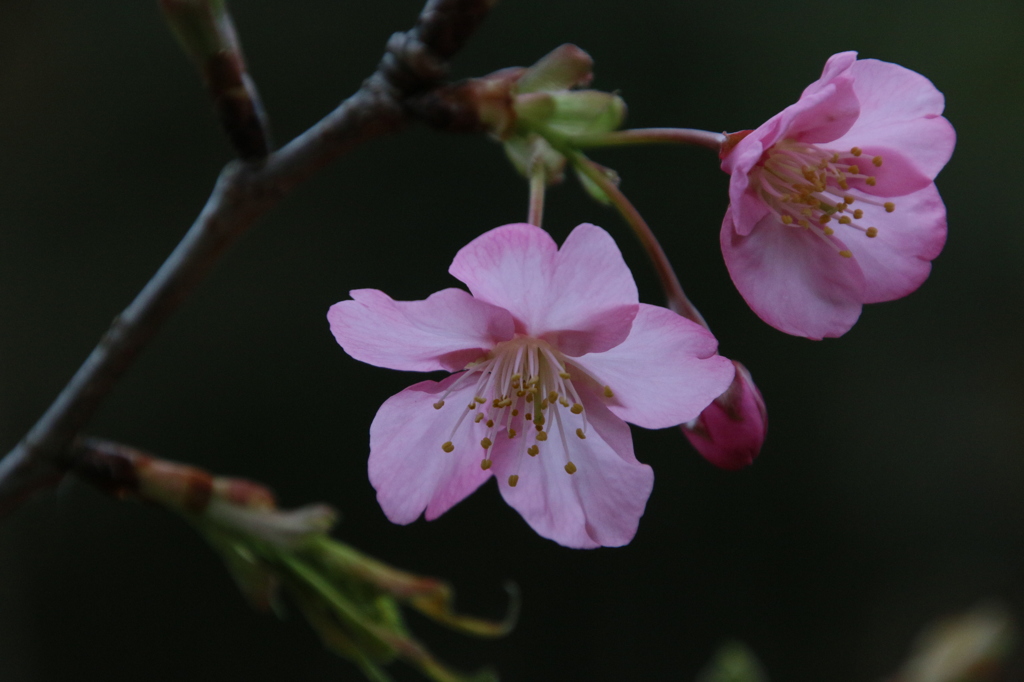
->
[{"left": 682, "top": 361, "right": 767, "bottom": 470}]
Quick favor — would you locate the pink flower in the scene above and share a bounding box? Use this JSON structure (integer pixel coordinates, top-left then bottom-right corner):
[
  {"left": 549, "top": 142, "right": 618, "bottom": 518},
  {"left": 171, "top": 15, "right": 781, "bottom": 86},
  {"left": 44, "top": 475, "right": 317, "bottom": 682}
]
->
[
  {"left": 720, "top": 51, "right": 955, "bottom": 339},
  {"left": 681, "top": 361, "right": 767, "bottom": 470},
  {"left": 328, "top": 223, "right": 734, "bottom": 548}
]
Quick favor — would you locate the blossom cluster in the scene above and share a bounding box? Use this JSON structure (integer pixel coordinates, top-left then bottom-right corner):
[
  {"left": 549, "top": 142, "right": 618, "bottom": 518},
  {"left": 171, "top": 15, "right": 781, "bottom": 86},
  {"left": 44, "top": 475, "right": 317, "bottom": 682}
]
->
[{"left": 327, "top": 51, "right": 953, "bottom": 548}]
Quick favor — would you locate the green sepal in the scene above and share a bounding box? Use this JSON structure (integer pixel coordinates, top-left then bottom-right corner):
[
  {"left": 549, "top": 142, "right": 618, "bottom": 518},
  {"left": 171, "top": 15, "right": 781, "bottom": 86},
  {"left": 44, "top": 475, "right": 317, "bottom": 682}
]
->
[{"left": 545, "top": 90, "right": 627, "bottom": 137}]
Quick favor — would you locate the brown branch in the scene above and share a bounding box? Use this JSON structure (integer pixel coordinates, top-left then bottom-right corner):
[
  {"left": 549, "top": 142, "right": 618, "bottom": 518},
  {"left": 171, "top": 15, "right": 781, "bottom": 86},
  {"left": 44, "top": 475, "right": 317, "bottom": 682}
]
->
[{"left": 0, "top": 0, "right": 498, "bottom": 515}]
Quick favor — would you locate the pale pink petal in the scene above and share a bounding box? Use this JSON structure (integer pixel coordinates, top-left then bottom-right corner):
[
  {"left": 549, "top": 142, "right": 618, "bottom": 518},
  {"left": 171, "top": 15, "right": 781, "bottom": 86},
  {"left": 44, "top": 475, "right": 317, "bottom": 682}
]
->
[
  {"left": 844, "top": 58, "right": 947, "bottom": 131},
  {"left": 682, "top": 361, "right": 768, "bottom": 470},
  {"left": 840, "top": 184, "right": 947, "bottom": 303},
  {"left": 449, "top": 223, "right": 639, "bottom": 355},
  {"left": 726, "top": 139, "right": 772, "bottom": 237},
  {"left": 831, "top": 117, "right": 956, "bottom": 183},
  {"left": 830, "top": 147, "right": 934, "bottom": 197},
  {"left": 570, "top": 305, "right": 735, "bottom": 430},
  {"left": 491, "top": 387, "right": 653, "bottom": 548},
  {"left": 721, "top": 209, "right": 866, "bottom": 339},
  {"left": 328, "top": 288, "right": 514, "bottom": 373},
  {"left": 799, "top": 51, "right": 858, "bottom": 99},
  {"left": 540, "top": 224, "right": 639, "bottom": 355},
  {"left": 785, "top": 74, "right": 859, "bottom": 144},
  {"left": 449, "top": 223, "right": 557, "bottom": 328},
  {"left": 368, "top": 374, "right": 494, "bottom": 524}
]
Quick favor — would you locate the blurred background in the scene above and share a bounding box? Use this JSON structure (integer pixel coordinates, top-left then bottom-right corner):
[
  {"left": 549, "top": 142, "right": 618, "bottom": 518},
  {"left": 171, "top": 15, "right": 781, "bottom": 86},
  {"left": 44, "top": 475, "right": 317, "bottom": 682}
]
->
[{"left": 0, "top": 0, "right": 1022, "bottom": 680}]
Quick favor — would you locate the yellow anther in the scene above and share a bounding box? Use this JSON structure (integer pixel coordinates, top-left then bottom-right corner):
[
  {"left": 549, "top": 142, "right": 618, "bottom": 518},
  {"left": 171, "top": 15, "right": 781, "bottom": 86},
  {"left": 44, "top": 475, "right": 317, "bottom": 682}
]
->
[
  {"left": 838, "top": 216, "right": 852, "bottom": 225},
  {"left": 884, "top": 202, "right": 895, "bottom": 213},
  {"left": 866, "top": 227, "right": 879, "bottom": 238},
  {"left": 603, "top": 386, "right": 614, "bottom": 398},
  {"left": 492, "top": 398, "right": 501, "bottom": 408},
  {"left": 570, "top": 403, "right": 583, "bottom": 415},
  {"left": 843, "top": 195, "right": 855, "bottom": 204},
  {"left": 831, "top": 153, "right": 840, "bottom": 162},
  {"left": 535, "top": 424, "right": 543, "bottom": 432},
  {"left": 823, "top": 226, "right": 835, "bottom": 236},
  {"left": 839, "top": 250, "right": 853, "bottom": 258},
  {"left": 525, "top": 393, "right": 534, "bottom": 403},
  {"left": 820, "top": 215, "right": 831, "bottom": 226},
  {"left": 516, "top": 390, "right": 525, "bottom": 397},
  {"left": 872, "top": 155, "right": 883, "bottom": 167},
  {"left": 508, "top": 428, "right": 517, "bottom": 438},
  {"left": 527, "top": 445, "right": 539, "bottom": 457},
  {"left": 534, "top": 414, "right": 545, "bottom": 426},
  {"left": 499, "top": 399, "right": 512, "bottom": 408},
  {"left": 799, "top": 219, "right": 811, "bottom": 229},
  {"left": 536, "top": 431, "right": 548, "bottom": 441},
  {"left": 576, "top": 428, "right": 586, "bottom": 440},
  {"left": 508, "top": 475, "right": 519, "bottom": 487},
  {"left": 467, "top": 402, "right": 476, "bottom": 410},
  {"left": 866, "top": 176, "right": 877, "bottom": 186},
  {"left": 511, "top": 373, "right": 521, "bottom": 381},
  {"left": 851, "top": 147, "right": 862, "bottom": 156},
  {"left": 525, "top": 413, "right": 532, "bottom": 421},
  {"left": 839, "top": 179, "right": 849, "bottom": 190},
  {"left": 474, "top": 396, "right": 486, "bottom": 404},
  {"left": 475, "top": 413, "right": 485, "bottom": 423},
  {"left": 559, "top": 397, "right": 569, "bottom": 407},
  {"left": 511, "top": 409, "right": 519, "bottom": 416},
  {"left": 526, "top": 377, "right": 540, "bottom": 386},
  {"left": 559, "top": 371, "right": 571, "bottom": 379},
  {"left": 480, "top": 459, "right": 492, "bottom": 470},
  {"left": 836, "top": 203, "right": 848, "bottom": 212},
  {"left": 548, "top": 391, "right": 558, "bottom": 403},
  {"left": 433, "top": 400, "right": 445, "bottom": 410},
  {"left": 480, "top": 437, "right": 492, "bottom": 449},
  {"left": 848, "top": 164, "right": 860, "bottom": 175},
  {"left": 486, "top": 419, "right": 494, "bottom": 428},
  {"left": 564, "top": 462, "right": 577, "bottom": 475},
  {"left": 541, "top": 399, "right": 549, "bottom": 409},
  {"left": 781, "top": 215, "right": 793, "bottom": 225},
  {"left": 441, "top": 441, "right": 455, "bottom": 453},
  {"left": 853, "top": 209, "right": 864, "bottom": 219}
]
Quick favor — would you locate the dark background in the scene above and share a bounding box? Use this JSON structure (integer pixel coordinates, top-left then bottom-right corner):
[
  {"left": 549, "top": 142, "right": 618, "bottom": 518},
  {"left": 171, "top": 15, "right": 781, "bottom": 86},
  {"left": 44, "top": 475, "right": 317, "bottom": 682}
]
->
[{"left": 1, "top": 1, "right": 1021, "bottom": 680}]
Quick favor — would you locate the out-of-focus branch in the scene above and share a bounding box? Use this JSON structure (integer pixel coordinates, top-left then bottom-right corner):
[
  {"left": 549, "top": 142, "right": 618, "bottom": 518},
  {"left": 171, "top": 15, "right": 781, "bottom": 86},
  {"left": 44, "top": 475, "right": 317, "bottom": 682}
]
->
[
  {"left": 70, "top": 437, "right": 517, "bottom": 682},
  {"left": 0, "top": 0, "right": 498, "bottom": 515}
]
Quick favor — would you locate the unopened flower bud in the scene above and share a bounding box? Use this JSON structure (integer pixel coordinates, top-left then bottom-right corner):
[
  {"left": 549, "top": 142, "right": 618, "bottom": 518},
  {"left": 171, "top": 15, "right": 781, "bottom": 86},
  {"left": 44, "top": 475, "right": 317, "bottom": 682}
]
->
[{"left": 682, "top": 361, "right": 767, "bottom": 470}]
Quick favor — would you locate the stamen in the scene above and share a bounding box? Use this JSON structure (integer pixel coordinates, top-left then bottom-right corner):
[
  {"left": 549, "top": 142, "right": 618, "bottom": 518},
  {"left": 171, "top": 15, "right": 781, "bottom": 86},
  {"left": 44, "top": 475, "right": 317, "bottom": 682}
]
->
[
  {"left": 508, "top": 475, "right": 519, "bottom": 487},
  {"left": 527, "top": 445, "right": 539, "bottom": 456},
  {"left": 433, "top": 400, "right": 444, "bottom": 410},
  {"left": 441, "top": 441, "right": 454, "bottom": 453},
  {"left": 884, "top": 202, "right": 895, "bottom": 213},
  {"left": 564, "top": 462, "right": 577, "bottom": 475},
  {"left": 576, "top": 428, "right": 586, "bottom": 439},
  {"left": 474, "top": 413, "right": 484, "bottom": 423},
  {"left": 480, "top": 437, "right": 492, "bottom": 449},
  {"left": 570, "top": 404, "right": 583, "bottom": 414},
  {"left": 851, "top": 147, "right": 862, "bottom": 156},
  {"left": 866, "top": 227, "right": 878, "bottom": 238},
  {"left": 839, "top": 250, "right": 853, "bottom": 258},
  {"left": 603, "top": 386, "right": 614, "bottom": 398},
  {"left": 872, "top": 155, "right": 883, "bottom": 167},
  {"left": 480, "top": 459, "right": 492, "bottom": 470},
  {"left": 536, "top": 431, "right": 548, "bottom": 441}
]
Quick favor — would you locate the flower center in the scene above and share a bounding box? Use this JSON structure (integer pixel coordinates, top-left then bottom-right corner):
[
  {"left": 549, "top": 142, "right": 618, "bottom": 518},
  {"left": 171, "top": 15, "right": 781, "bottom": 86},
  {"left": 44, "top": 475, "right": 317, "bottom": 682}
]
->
[
  {"left": 431, "top": 337, "right": 613, "bottom": 487},
  {"left": 755, "top": 140, "right": 897, "bottom": 256}
]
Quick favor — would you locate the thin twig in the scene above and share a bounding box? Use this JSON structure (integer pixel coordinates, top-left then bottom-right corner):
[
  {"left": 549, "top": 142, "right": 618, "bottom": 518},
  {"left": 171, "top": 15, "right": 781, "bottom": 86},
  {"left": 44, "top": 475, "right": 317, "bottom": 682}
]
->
[{"left": 0, "top": 0, "right": 497, "bottom": 514}]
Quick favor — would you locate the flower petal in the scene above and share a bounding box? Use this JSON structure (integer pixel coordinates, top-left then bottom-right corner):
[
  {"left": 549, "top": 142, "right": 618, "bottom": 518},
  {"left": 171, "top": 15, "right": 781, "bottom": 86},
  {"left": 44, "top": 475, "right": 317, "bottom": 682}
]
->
[
  {"left": 449, "top": 223, "right": 639, "bottom": 355},
  {"left": 570, "top": 305, "right": 735, "bottom": 429},
  {"left": 841, "top": 183, "right": 947, "bottom": 303},
  {"left": 328, "top": 288, "right": 514, "bottom": 373},
  {"left": 491, "top": 387, "right": 653, "bottom": 548},
  {"left": 369, "top": 375, "right": 494, "bottom": 524},
  {"left": 721, "top": 209, "right": 866, "bottom": 339},
  {"left": 832, "top": 117, "right": 956, "bottom": 184}
]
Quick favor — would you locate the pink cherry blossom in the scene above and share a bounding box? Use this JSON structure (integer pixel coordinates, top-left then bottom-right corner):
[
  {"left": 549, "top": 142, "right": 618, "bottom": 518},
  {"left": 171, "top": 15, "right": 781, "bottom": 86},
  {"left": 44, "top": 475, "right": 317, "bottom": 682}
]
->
[
  {"left": 719, "top": 51, "right": 955, "bottom": 339},
  {"left": 328, "top": 223, "right": 734, "bottom": 548},
  {"left": 681, "top": 361, "right": 767, "bottom": 470}
]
